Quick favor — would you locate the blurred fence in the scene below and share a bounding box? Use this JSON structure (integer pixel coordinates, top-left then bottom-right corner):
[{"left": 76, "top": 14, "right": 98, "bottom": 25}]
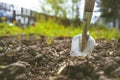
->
[{"left": 0, "top": 2, "right": 35, "bottom": 27}]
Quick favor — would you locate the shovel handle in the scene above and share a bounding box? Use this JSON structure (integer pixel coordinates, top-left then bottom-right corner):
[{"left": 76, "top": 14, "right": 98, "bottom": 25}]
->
[
  {"left": 84, "top": 0, "right": 95, "bottom": 12},
  {"left": 84, "top": 0, "right": 95, "bottom": 22},
  {"left": 80, "top": 0, "right": 95, "bottom": 52}
]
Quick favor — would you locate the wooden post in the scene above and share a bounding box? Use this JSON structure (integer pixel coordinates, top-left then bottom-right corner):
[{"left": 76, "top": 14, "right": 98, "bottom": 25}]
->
[
  {"left": 4, "top": 3, "right": 7, "bottom": 12},
  {"left": 27, "top": 10, "right": 32, "bottom": 25},
  {"left": 23, "top": 9, "right": 26, "bottom": 26},
  {"left": 27, "top": 10, "right": 30, "bottom": 26},
  {"left": 21, "top": 8, "right": 23, "bottom": 15},
  {"left": 13, "top": 10, "right": 16, "bottom": 21}
]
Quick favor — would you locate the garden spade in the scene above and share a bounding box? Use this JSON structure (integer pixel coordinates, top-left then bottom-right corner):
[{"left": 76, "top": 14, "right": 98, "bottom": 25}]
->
[{"left": 70, "top": 0, "right": 96, "bottom": 57}]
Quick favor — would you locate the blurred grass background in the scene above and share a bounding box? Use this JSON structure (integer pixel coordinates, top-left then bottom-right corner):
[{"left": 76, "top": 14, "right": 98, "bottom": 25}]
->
[{"left": 0, "top": 19, "right": 120, "bottom": 40}]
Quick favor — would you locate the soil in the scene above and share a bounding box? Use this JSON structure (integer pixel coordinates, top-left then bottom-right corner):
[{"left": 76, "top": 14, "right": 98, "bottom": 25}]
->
[{"left": 0, "top": 35, "right": 120, "bottom": 80}]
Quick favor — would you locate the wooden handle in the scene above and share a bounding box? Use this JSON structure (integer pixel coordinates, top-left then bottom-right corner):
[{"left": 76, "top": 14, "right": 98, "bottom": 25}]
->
[
  {"left": 80, "top": 0, "right": 95, "bottom": 52},
  {"left": 84, "top": 0, "right": 95, "bottom": 12}
]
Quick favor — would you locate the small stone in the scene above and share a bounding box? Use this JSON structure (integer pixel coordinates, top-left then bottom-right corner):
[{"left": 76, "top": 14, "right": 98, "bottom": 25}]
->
[
  {"left": 99, "top": 75, "right": 115, "bottom": 80},
  {"left": 97, "top": 71, "right": 104, "bottom": 75},
  {"left": 111, "top": 67, "right": 120, "bottom": 78},
  {"left": 103, "top": 58, "right": 119, "bottom": 75},
  {"left": 108, "top": 51, "right": 113, "bottom": 55},
  {"left": 118, "top": 38, "right": 120, "bottom": 43},
  {"left": 16, "top": 46, "right": 22, "bottom": 51}
]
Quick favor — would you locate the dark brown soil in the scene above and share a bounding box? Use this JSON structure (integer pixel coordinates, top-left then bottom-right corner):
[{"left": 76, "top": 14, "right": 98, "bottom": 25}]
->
[{"left": 0, "top": 35, "right": 120, "bottom": 80}]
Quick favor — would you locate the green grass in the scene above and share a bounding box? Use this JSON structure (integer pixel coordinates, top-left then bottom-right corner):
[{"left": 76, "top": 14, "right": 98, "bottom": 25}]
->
[
  {"left": 0, "top": 23, "right": 23, "bottom": 36},
  {"left": 0, "top": 21, "right": 120, "bottom": 39}
]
